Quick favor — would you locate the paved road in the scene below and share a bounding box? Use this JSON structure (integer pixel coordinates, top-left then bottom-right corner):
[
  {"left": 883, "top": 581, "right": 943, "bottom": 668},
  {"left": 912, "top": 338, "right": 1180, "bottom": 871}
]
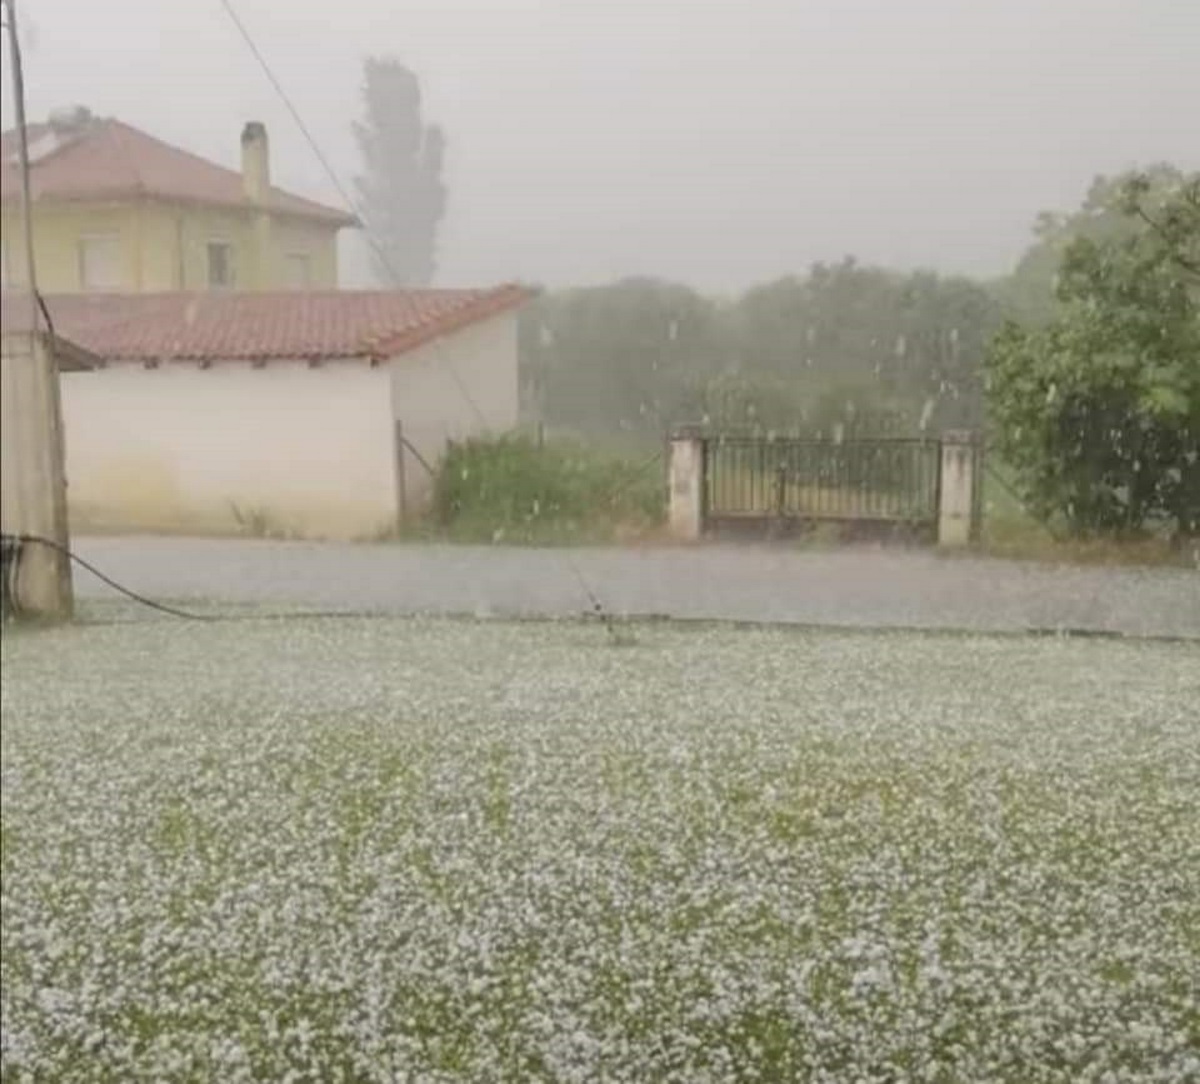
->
[{"left": 68, "top": 536, "right": 1200, "bottom": 639}]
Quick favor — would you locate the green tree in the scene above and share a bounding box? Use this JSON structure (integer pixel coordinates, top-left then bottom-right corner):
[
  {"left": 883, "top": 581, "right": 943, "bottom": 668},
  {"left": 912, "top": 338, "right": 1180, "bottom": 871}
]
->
[
  {"left": 353, "top": 57, "right": 446, "bottom": 286},
  {"left": 986, "top": 170, "right": 1200, "bottom": 538},
  {"left": 731, "top": 260, "right": 999, "bottom": 432},
  {"left": 520, "top": 278, "right": 725, "bottom": 444},
  {"left": 1000, "top": 164, "right": 1187, "bottom": 324},
  {"left": 521, "top": 263, "right": 1001, "bottom": 441}
]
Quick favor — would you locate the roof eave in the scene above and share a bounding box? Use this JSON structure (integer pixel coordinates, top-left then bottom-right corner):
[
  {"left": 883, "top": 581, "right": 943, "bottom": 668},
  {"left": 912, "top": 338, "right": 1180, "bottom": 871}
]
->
[
  {"left": 371, "top": 284, "right": 533, "bottom": 359},
  {"left": 0, "top": 188, "right": 356, "bottom": 227}
]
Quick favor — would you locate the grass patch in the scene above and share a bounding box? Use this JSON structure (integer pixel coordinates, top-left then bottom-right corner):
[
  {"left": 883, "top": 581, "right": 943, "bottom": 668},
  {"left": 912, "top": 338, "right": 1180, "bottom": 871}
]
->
[
  {"left": 430, "top": 434, "right": 665, "bottom": 544},
  {"left": 978, "top": 466, "right": 1196, "bottom": 567},
  {"left": 228, "top": 502, "right": 299, "bottom": 541}
]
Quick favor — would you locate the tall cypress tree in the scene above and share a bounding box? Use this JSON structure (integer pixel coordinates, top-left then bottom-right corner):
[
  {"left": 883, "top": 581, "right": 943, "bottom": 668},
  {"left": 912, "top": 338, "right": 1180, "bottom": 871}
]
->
[{"left": 353, "top": 56, "right": 447, "bottom": 286}]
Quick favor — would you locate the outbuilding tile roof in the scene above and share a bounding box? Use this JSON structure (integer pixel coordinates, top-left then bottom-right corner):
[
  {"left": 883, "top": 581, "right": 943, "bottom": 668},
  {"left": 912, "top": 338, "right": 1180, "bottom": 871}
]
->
[{"left": 1, "top": 287, "right": 530, "bottom": 363}]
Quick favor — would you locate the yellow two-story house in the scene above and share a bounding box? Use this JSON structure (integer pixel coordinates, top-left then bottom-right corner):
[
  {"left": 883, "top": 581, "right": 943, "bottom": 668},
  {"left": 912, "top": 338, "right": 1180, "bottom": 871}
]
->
[{"left": 1, "top": 108, "right": 356, "bottom": 293}]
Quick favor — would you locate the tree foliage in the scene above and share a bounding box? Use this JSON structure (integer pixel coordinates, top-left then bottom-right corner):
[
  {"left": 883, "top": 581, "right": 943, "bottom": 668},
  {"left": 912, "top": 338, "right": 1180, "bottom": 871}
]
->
[
  {"left": 521, "top": 263, "right": 1000, "bottom": 443},
  {"left": 730, "top": 260, "right": 996, "bottom": 432},
  {"left": 520, "top": 278, "right": 725, "bottom": 443},
  {"left": 1000, "top": 164, "right": 1188, "bottom": 325},
  {"left": 353, "top": 57, "right": 447, "bottom": 286},
  {"left": 986, "top": 170, "right": 1200, "bottom": 537}
]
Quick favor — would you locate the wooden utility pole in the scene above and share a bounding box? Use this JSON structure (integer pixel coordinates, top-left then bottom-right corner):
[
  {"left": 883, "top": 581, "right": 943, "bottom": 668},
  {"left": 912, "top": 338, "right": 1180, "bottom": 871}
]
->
[{"left": 1, "top": 0, "right": 74, "bottom": 619}]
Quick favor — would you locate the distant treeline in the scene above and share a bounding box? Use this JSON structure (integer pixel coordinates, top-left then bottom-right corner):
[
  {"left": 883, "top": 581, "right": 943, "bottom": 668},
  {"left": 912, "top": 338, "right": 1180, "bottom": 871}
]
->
[
  {"left": 519, "top": 258, "right": 1004, "bottom": 444},
  {"left": 517, "top": 165, "right": 1192, "bottom": 451}
]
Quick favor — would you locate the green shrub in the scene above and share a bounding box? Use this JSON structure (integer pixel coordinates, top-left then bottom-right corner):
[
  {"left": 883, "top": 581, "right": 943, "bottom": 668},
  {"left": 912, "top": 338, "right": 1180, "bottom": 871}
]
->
[
  {"left": 432, "top": 435, "right": 664, "bottom": 543},
  {"left": 985, "top": 171, "right": 1200, "bottom": 540}
]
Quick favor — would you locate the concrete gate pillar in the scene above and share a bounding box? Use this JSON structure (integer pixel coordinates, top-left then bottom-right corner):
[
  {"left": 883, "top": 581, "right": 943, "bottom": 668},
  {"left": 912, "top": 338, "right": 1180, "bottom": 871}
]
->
[
  {"left": 668, "top": 428, "right": 705, "bottom": 542},
  {"left": 938, "top": 430, "right": 978, "bottom": 547}
]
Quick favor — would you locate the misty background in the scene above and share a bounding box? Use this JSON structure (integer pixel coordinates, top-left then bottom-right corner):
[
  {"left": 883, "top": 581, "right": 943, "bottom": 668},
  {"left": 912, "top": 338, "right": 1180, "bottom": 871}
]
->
[{"left": 3, "top": 0, "right": 1197, "bottom": 291}]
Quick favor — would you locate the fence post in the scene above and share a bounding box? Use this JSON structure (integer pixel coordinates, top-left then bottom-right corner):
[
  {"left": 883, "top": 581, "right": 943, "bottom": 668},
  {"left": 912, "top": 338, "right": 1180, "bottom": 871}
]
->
[
  {"left": 668, "top": 427, "right": 705, "bottom": 541},
  {"left": 938, "top": 430, "right": 977, "bottom": 546},
  {"left": 971, "top": 441, "right": 985, "bottom": 543},
  {"left": 769, "top": 459, "right": 787, "bottom": 539}
]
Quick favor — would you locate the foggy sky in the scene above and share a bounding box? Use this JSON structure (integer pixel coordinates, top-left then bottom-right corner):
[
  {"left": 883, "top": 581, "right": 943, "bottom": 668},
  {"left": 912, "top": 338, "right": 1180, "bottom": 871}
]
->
[{"left": 3, "top": 0, "right": 1197, "bottom": 291}]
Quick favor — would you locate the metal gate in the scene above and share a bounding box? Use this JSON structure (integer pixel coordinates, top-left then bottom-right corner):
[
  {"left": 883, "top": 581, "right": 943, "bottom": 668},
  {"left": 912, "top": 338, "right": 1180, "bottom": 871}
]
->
[{"left": 703, "top": 435, "right": 942, "bottom": 536}]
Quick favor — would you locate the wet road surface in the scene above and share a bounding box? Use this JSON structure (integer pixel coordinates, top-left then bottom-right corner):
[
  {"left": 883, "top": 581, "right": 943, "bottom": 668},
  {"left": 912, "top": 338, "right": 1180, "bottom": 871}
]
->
[{"left": 69, "top": 537, "right": 1200, "bottom": 639}]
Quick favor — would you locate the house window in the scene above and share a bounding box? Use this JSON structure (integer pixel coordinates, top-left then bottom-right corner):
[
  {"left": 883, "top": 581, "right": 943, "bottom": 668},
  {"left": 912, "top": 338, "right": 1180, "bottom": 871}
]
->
[
  {"left": 78, "top": 234, "right": 121, "bottom": 291},
  {"left": 285, "top": 253, "right": 312, "bottom": 289},
  {"left": 206, "top": 241, "right": 235, "bottom": 289}
]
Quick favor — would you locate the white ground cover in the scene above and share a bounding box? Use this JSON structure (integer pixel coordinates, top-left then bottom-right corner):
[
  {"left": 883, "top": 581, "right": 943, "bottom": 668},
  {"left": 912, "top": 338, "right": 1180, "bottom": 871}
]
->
[{"left": 1, "top": 613, "right": 1197, "bottom": 1082}]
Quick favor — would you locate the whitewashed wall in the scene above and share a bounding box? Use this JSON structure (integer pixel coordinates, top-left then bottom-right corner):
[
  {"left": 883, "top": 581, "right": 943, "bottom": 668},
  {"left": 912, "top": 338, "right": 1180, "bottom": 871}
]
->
[
  {"left": 57, "top": 308, "right": 521, "bottom": 538},
  {"left": 389, "top": 310, "right": 520, "bottom": 514},
  {"left": 61, "top": 362, "right": 396, "bottom": 539}
]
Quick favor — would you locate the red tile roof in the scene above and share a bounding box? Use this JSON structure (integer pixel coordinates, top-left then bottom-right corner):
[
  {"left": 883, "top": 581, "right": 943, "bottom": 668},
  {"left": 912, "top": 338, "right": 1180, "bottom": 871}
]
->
[
  {"left": 1, "top": 118, "right": 355, "bottom": 226},
  {"left": 2, "top": 287, "right": 530, "bottom": 364}
]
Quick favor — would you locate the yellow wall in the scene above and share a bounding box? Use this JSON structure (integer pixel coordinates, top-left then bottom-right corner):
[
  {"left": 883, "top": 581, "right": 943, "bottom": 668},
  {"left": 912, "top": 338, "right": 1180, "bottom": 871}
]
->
[
  {"left": 1, "top": 199, "right": 341, "bottom": 292},
  {"left": 2, "top": 202, "right": 138, "bottom": 292}
]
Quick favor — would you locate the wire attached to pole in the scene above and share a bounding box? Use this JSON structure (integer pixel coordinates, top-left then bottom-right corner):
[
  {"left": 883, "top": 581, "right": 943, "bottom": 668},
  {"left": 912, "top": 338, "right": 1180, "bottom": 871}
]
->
[
  {"left": 4, "top": 534, "right": 215, "bottom": 622},
  {"left": 215, "top": 0, "right": 490, "bottom": 430},
  {"left": 217, "top": 0, "right": 623, "bottom": 638}
]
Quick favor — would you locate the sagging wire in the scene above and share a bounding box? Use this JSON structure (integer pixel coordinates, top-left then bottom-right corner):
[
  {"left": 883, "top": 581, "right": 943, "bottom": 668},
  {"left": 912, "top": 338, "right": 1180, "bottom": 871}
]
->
[
  {"left": 1, "top": 534, "right": 215, "bottom": 622},
  {"left": 0, "top": 535, "right": 20, "bottom": 620},
  {"left": 0, "top": 534, "right": 632, "bottom": 639},
  {"left": 215, "top": 0, "right": 492, "bottom": 431},
  {"left": 565, "top": 555, "right": 620, "bottom": 643},
  {"left": 571, "top": 444, "right": 665, "bottom": 641},
  {"left": 0, "top": 533, "right": 633, "bottom": 638},
  {"left": 215, "top": 0, "right": 631, "bottom": 635}
]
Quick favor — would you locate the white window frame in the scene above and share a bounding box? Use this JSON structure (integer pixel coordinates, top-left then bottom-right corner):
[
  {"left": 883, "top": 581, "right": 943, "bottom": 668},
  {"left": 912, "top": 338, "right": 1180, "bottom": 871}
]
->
[
  {"left": 77, "top": 232, "right": 122, "bottom": 292},
  {"left": 206, "top": 239, "right": 236, "bottom": 290}
]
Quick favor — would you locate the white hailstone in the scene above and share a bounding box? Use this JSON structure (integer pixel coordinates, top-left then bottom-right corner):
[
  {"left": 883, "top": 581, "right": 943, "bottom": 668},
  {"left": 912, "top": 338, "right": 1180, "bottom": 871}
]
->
[{"left": 2, "top": 618, "right": 1196, "bottom": 1080}]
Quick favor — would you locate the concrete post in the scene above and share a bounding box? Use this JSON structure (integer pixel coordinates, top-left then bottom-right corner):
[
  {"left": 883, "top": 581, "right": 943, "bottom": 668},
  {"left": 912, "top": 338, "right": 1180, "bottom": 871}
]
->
[
  {"left": 0, "top": 332, "right": 74, "bottom": 619},
  {"left": 668, "top": 429, "right": 705, "bottom": 541},
  {"left": 938, "top": 430, "right": 977, "bottom": 547}
]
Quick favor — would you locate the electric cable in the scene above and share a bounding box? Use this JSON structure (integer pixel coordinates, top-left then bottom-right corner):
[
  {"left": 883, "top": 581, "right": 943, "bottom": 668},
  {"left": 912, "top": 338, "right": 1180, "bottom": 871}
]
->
[
  {"left": 217, "top": 0, "right": 620, "bottom": 634},
  {"left": 4, "top": 534, "right": 215, "bottom": 621}
]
